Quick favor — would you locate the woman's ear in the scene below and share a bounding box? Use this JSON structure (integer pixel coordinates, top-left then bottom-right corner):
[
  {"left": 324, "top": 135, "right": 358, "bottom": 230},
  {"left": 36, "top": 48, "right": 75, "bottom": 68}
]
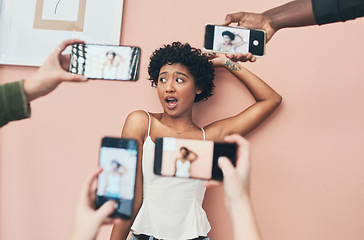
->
[{"left": 196, "top": 88, "right": 202, "bottom": 94}]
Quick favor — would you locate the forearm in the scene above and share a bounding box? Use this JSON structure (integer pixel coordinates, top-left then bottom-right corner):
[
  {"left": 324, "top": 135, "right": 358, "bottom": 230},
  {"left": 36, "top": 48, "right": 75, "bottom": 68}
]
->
[
  {"left": 224, "top": 60, "right": 281, "bottom": 103},
  {"left": 263, "top": 0, "right": 316, "bottom": 31},
  {"left": 228, "top": 195, "right": 262, "bottom": 240}
]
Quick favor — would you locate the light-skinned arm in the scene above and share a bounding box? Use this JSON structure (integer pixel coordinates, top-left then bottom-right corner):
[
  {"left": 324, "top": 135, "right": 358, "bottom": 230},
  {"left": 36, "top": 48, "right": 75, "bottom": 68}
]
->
[
  {"left": 219, "top": 134, "right": 262, "bottom": 240},
  {"left": 23, "top": 39, "right": 88, "bottom": 102},
  {"left": 70, "top": 168, "right": 121, "bottom": 240}
]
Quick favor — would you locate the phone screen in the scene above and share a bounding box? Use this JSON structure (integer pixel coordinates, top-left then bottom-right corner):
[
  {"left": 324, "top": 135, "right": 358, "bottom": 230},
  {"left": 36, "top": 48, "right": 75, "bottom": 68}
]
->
[
  {"left": 204, "top": 24, "right": 265, "bottom": 56},
  {"left": 154, "top": 137, "right": 236, "bottom": 180},
  {"left": 96, "top": 137, "right": 138, "bottom": 219},
  {"left": 69, "top": 43, "right": 141, "bottom": 81}
]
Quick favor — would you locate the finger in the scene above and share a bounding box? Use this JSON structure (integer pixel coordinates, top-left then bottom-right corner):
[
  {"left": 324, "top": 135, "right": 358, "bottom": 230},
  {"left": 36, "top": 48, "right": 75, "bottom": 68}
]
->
[
  {"left": 80, "top": 168, "right": 103, "bottom": 199},
  {"left": 249, "top": 56, "right": 257, "bottom": 62},
  {"left": 244, "top": 53, "right": 253, "bottom": 62},
  {"left": 56, "top": 39, "right": 85, "bottom": 54},
  {"left": 224, "top": 134, "right": 250, "bottom": 162},
  {"left": 218, "top": 156, "right": 236, "bottom": 177},
  {"left": 226, "top": 53, "right": 235, "bottom": 60},
  {"left": 224, "top": 134, "right": 250, "bottom": 148},
  {"left": 62, "top": 72, "right": 88, "bottom": 82},
  {"left": 234, "top": 53, "right": 244, "bottom": 61},
  {"left": 206, "top": 52, "right": 216, "bottom": 59},
  {"left": 95, "top": 200, "right": 117, "bottom": 222},
  {"left": 223, "top": 15, "right": 233, "bottom": 25},
  {"left": 224, "top": 134, "right": 250, "bottom": 176},
  {"left": 223, "top": 12, "right": 242, "bottom": 25}
]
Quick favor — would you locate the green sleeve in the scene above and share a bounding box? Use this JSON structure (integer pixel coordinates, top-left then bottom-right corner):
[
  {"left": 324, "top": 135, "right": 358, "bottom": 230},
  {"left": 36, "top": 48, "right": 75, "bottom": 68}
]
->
[{"left": 0, "top": 80, "right": 31, "bottom": 128}]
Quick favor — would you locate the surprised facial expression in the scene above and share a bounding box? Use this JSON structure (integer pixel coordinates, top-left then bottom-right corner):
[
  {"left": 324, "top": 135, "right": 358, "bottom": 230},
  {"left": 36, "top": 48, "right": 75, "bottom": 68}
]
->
[{"left": 157, "top": 63, "right": 201, "bottom": 116}]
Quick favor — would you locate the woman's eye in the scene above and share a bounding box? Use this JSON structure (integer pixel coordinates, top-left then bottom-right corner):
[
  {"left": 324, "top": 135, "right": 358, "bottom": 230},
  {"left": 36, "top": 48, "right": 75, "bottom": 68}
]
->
[
  {"left": 159, "top": 78, "right": 166, "bottom": 83},
  {"left": 176, "top": 78, "right": 184, "bottom": 83}
]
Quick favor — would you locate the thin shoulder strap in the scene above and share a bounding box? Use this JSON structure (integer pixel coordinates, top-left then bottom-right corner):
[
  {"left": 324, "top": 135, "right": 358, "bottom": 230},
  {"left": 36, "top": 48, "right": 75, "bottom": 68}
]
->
[
  {"left": 143, "top": 110, "right": 151, "bottom": 136},
  {"left": 201, "top": 127, "right": 205, "bottom": 140}
]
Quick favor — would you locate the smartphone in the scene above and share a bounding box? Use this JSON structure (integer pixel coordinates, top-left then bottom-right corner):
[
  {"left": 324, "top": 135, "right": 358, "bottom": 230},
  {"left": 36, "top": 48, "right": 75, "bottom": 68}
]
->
[
  {"left": 154, "top": 137, "right": 237, "bottom": 181},
  {"left": 69, "top": 43, "right": 141, "bottom": 81},
  {"left": 204, "top": 24, "right": 266, "bottom": 57},
  {"left": 96, "top": 137, "right": 138, "bottom": 219}
]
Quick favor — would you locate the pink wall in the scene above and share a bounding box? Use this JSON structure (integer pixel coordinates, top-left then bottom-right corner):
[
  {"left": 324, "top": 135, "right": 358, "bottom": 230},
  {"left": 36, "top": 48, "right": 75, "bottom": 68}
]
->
[{"left": 1, "top": 0, "right": 364, "bottom": 240}]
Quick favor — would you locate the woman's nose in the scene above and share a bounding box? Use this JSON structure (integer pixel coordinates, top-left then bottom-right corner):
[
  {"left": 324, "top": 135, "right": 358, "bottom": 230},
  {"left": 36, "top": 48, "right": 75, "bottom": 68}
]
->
[{"left": 165, "top": 81, "right": 175, "bottom": 92}]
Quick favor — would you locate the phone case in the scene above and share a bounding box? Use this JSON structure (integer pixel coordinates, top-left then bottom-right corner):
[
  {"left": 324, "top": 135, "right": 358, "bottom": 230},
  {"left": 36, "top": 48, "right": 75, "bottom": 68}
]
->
[
  {"left": 69, "top": 43, "right": 141, "bottom": 81},
  {"left": 96, "top": 137, "right": 138, "bottom": 219},
  {"left": 204, "top": 24, "right": 266, "bottom": 57},
  {"left": 154, "top": 137, "right": 237, "bottom": 181}
]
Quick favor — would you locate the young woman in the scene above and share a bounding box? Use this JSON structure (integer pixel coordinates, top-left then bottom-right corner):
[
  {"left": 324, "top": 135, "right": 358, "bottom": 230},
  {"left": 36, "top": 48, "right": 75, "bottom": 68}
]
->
[
  {"left": 174, "top": 146, "right": 198, "bottom": 178},
  {"left": 218, "top": 30, "right": 246, "bottom": 53},
  {"left": 111, "top": 42, "right": 281, "bottom": 240},
  {"left": 102, "top": 160, "right": 127, "bottom": 198},
  {"left": 102, "top": 51, "right": 122, "bottom": 79}
]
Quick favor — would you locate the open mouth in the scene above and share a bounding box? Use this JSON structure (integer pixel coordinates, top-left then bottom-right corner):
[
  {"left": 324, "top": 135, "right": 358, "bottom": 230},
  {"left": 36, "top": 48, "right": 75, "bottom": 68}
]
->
[{"left": 165, "top": 97, "right": 178, "bottom": 109}]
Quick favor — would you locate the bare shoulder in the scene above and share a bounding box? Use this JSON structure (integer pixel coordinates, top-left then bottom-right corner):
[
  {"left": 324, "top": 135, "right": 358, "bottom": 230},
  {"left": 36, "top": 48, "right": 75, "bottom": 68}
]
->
[
  {"left": 125, "top": 110, "right": 149, "bottom": 123},
  {"left": 122, "top": 110, "right": 150, "bottom": 140}
]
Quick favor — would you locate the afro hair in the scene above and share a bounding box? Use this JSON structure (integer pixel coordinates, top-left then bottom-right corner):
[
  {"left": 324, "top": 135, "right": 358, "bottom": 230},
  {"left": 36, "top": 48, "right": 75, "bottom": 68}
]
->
[{"left": 148, "top": 42, "right": 215, "bottom": 102}]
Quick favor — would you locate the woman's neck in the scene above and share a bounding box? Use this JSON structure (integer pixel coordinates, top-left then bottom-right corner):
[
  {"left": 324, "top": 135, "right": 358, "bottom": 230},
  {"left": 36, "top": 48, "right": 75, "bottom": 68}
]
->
[{"left": 162, "top": 112, "right": 195, "bottom": 133}]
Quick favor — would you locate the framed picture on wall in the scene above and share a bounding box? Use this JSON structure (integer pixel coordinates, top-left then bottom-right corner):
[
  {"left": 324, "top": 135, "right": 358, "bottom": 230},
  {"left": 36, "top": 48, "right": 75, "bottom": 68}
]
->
[{"left": 0, "top": 0, "right": 125, "bottom": 66}]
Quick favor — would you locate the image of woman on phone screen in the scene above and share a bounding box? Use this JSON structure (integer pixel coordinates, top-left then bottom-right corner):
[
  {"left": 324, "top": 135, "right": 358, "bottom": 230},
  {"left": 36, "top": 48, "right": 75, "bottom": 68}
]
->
[
  {"left": 102, "top": 51, "right": 123, "bottom": 80},
  {"left": 112, "top": 42, "right": 282, "bottom": 240},
  {"left": 174, "top": 146, "right": 198, "bottom": 178},
  {"left": 216, "top": 30, "right": 247, "bottom": 53},
  {"left": 101, "top": 160, "right": 127, "bottom": 199}
]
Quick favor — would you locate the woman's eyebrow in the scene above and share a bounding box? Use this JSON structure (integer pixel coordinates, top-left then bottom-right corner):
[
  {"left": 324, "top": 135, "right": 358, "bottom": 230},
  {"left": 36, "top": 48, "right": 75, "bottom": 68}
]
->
[
  {"left": 159, "top": 71, "right": 189, "bottom": 78},
  {"left": 176, "top": 72, "right": 189, "bottom": 78}
]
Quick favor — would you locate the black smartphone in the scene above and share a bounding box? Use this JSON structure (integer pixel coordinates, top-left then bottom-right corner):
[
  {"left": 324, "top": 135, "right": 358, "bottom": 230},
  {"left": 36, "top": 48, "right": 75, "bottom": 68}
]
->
[
  {"left": 96, "top": 137, "right": 138, "bottom": 219},
  {"left": 154, "top": 137, "right": 237, "bottom": 181},
  {"left": 204, "top": 24, "right": 266, "bottom": 57},
  {"left": 69, "top": 43, "right": 141, "bottom": 81}
]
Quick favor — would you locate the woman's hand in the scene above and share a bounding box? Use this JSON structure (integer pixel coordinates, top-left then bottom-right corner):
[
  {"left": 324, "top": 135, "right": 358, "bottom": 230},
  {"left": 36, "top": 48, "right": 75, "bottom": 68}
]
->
[
  {"left": 207, "top": 52, "right": 253, "bottom": 68},
  {"left": 206, "top": 52, "right": 229, "bottom": 68},
  {"left": 226, "top": 52, "right": 256, "bottom": 63}
]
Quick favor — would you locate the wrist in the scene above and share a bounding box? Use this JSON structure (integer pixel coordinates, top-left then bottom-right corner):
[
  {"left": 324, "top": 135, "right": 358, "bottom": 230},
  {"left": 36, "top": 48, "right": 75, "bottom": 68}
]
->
[
  {"left": 224, "top": 59, "right": 243, "bottom": 72},
  {"left": 22, "top": 78, "right": 37, "bottom": 103},
  {"left": 261, "top": 10, "right": 279, "bottom": 42}
]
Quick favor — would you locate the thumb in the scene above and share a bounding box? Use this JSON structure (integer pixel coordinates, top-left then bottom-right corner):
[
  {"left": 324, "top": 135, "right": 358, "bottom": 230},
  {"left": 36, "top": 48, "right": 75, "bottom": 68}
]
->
[
  {"left": 62, "top": 72, "right": 88, "bottom": 82},
  {"left": 222, "top": 17, "right": 232, "bottom": 26},
  {"left": 95, "top": 200, "right": 116, "bottom": 220},
  {"left": 218, "top": 156, "right": 235, "bottom": 177}
]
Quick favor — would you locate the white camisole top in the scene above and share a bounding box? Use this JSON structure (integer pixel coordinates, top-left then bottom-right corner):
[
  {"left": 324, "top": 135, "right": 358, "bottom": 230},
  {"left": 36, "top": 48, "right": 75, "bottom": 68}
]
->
[
  {"left": 175, "top": 159, "right": 191, "bottom": 178},
  {"left": 131, "top": 111, "right": 210, "bottom": 240}
]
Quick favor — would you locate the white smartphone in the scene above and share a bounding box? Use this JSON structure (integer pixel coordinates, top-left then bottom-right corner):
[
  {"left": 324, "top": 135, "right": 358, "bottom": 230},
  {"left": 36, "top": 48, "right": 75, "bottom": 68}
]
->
[
  {"left": 204, "top": 24, "right": 266, "bottom": 57},
  {"left": 69, "top": 43, "right": 141, "bottom": 81}
]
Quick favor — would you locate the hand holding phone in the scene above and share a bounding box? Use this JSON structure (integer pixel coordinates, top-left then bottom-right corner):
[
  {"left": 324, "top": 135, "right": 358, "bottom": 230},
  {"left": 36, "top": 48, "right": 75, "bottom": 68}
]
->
[
  {"left": 69, "top": 43, "right": 141, "bottom": 81},
  {"left": 154, "top": 137, "right": 237, "bottom": 181},
  {"left": 96, "top": 137, "right": 138, "bottom": 219},
  {"left": 70, "top": 168, "right": 121, "bottom": 240},
  {"left": 204, "top": 24, "right": 266, "bottom": 57}
]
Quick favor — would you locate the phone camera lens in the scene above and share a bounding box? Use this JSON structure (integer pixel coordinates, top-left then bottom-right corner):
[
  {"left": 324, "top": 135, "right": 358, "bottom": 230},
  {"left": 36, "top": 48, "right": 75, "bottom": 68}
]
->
[{"left": 253, "top": 40, "right": 259, "bottom": 46}]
